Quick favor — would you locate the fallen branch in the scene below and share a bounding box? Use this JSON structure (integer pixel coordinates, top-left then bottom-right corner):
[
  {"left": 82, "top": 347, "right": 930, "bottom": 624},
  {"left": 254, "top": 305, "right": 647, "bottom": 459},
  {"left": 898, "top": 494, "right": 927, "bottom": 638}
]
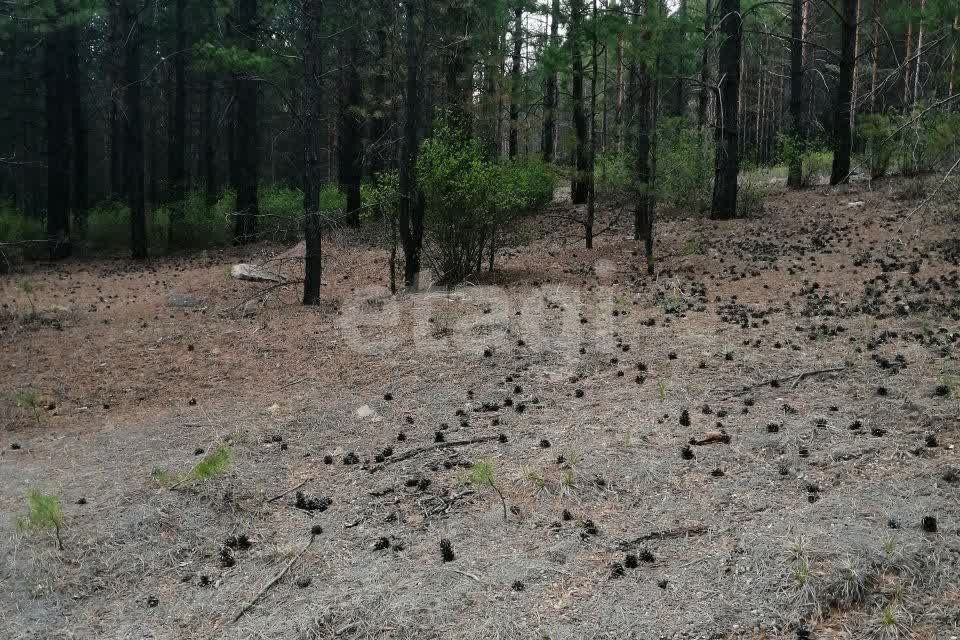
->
[
  {"left": 232, "top": 532, "right": 316, "bottom": 623},
  {"left": 267, "top": 477, "right": 313, "bottom": 503},
  {"left": 368, "top": 435, "right": 502, "bottom": 472},
  {"left": 616, "top": 525, "right": 708, "bottom": 551},
  {"left": 719, "top": 365, "right": 848, "bottom": 400}
]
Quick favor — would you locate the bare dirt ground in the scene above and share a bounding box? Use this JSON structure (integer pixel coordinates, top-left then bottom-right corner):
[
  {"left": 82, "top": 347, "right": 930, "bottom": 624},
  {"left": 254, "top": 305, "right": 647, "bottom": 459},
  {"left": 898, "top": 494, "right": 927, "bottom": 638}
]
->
[{"left": 1, "top": 177, "right": 959, "bottom": 640}]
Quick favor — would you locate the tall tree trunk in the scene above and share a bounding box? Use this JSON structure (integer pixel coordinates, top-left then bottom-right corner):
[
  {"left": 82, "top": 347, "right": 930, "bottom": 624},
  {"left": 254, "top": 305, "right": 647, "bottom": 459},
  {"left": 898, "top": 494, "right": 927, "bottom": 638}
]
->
[
  {"left": 370, "top": 10, "right": 391, "bottom": 177},
  {"left": 634, "top": 0, "right": 657, "bottom": 266},
  {"left": 903, "top": 19, "right": 913, "bottom": 107},
  {"left": 850, "top": 0, "right": 861, "bottom": 130},
  {"left": 672, "top": 0, "right": 688, "bottom": 118},
  {"left": 338, "top": 26, "right": 363, "bottom": 227},
  {"left": 614, "top": 32, "right": 624, "bottom": 150},
  {"left": 787, "top": 0, "right": 804, "bottom": 188},
  {"left": 950, "top": 17, "right": 958, "bottom": 104},
  {"left": 912, "top": 0, "right": 924, "bottom": 107},
  {"left": 509, "top": 6, "right": 522, "bottom": 159},
  {"left": 869, "top": 0, "right": 881, "bottom": 111},
  {"left": 203, "top": 79, "right": 217, "bottom": 207},
  {"left": 67, "top": 24, "right": 88, "bottom": 231},
  {"left": 697, "top": 0, "right": 712, "bottom": 132},
  {"left": 121, "top": 0, "right": 147, "bottom": 258},
  {"left": 710, "top": 0, "right": 741, "bottom": 219},
  {"left": 168, "top": 0, "right": 188, "bottom": 239},
  {"left": 303, "top": 0, "right": 324, "bottom": 305},
  {"left": 542, "top": 0, "right": 560, "bottom": 162},
  {"left": 108, "top": 0, "right": 124, "bottom": 200},
  {"left": 45, "top": 24, "right": 71, "bottom": 258},
  {"left": 829, "top": 0, "right": 858, "bottom": 185},
  {"left": 232, "top": 0, "right": 259, "bottom": 243},
  {"left": 586, "top": 0, "right": 599, "bottom": 249},
  {"left": 570, "top": 0, "right": 590, "bottom": 204},
  {"left": 399, "top": 1, "right": 424, "bottom": 288}
]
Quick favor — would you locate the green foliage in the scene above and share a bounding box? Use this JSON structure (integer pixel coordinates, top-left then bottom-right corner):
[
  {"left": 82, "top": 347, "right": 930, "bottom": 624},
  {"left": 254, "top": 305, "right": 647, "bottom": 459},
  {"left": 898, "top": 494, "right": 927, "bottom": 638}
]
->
[
  {"left": 15, "top": 388, "right": 43, "bottom": 425},
  {"left": 655, "top": 121, "right": 714, "bottom": 212},
  {"left": 417, "top": 126, "right": 554, "bottom": 285},
  {"left": 595, "top": 151, "right": 634, "bottom": 197},
  {"left": 468, "top": 459, "right": 495, "bottom": 486},
  {"left": 737, "top": 177, "right": 767, "bottom": 218},
  {"left": 193, "top": 42, "right": 276, "bottom": 76},
  {"left": 0, "top": 201, "right": 45, "bottom": 268},
  {"left": 362, "top": 171, "right": 401, "bottom": 224},
  {"left": 188, "top": 446, "right": 232, "bottom": 482},
  {"left": 858, "top": 114, "right": 895, "bottom": 179},
  {"left": 17, "top": 490, "right": 64, "bottom": 549},
  {"left": 258, "top": 184, "right": 310, "bottom": 242},
  {"left": 161, "top": 446, "right": 231, "bottom": 490},
  {"left": 777, "top": 134, "right": 832, "bottom": 187}
]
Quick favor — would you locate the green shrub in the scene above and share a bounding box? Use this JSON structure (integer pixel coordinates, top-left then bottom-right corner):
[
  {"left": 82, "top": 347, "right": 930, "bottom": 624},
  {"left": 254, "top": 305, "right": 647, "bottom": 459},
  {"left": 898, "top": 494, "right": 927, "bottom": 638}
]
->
[
  {"left": 655, "top": 120, "right": 713, "bottom": 212},
  {"left": 82, "top": 201, "right": 136, "bottom": 251},
  {"left": 259, "top": 184, "right": 307, "bottom": 242},
  {"left": 858, "top": 114, "right": 895, "bottom": 179},
  {"left": 417, "top": 127, "right": 554, "bottom": 285},
  {"left": 737, "top": 176, "right": 767, "bottom": 218},
  {"left": 0, "top": 200, "right": 45, "bottom": 268},
  {"left": 595, "top": 151, "right": 634, "bottom": 197},
  {"left": 776, "top": 134, "right": 831, "bottom": 186},
  {"left": 164, "top": 191, "right": 231, "bottom": 249}
]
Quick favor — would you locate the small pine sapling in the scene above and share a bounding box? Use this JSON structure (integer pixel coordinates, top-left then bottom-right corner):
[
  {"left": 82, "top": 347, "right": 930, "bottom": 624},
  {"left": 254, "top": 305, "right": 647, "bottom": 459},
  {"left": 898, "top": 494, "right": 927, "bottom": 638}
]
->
[
  {"left": 468, "top": 459, "right": 508, "bottom": 521},
  {"left": 15, "top": 389, "right": 42, "bottom": 426},
  {"left": 17, "top": 490, "right": 64, "bottom": 550},
  {"left": 168, "top": 447, "right": 232, "bottom": 490}
]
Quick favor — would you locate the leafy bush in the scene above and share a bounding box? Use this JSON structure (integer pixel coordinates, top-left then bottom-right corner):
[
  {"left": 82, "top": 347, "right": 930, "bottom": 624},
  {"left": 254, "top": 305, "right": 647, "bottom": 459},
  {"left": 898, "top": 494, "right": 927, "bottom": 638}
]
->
[
  {"left": 417, "top": 126, "right": 555, "bottom": 285},
  {"left": 655, "top": 121, "right": 713, "bottom": 212},
  {"left": 259, "top": 184, "right": 309, "bottom": 242},
  {"left": 0, "top": 200, "right": 45, "bottom": 268},
  {"left": 595, "top": 151, "right": 634, "bottom": 197},
  {"left": 777, "top": 134, "right": 832, "bottom": 187},
  {"left": 737, "top": 176, "right": 767, "bottom": 218},
  {"left": 161, "top": 191, "right": 231, "bottom": 249},
  {"left": 858, "top": 114, "right": 895, "bottom": 179}
]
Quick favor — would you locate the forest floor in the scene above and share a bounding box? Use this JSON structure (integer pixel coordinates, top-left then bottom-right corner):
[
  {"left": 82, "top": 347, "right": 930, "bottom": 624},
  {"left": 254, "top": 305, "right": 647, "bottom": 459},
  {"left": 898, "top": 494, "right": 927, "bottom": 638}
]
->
[{"left": 1, "top": 175, "right": 960, "bottom": 640}]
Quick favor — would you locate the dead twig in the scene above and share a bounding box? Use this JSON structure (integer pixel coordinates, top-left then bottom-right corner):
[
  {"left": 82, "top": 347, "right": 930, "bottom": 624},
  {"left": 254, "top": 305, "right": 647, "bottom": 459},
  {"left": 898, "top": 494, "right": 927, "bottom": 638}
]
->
[
  {"left": 232, "top": 532, "right": 317, "bottom": 623},
  {"left": 267, "top": 477, "right": 313, "bottom": 503},
  {"left": 616, "top": 525, "right": 708, "bottom": 551},
  {"left": 368, "top": 435, "right": 502, "bottom": 472},
  {"left": 719, "top": 365, "right": 848, "bottom": 399}
]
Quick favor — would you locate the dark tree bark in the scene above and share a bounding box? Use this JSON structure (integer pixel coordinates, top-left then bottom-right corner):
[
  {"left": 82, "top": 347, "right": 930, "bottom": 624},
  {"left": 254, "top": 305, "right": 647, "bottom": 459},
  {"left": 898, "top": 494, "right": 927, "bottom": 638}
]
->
[
  {"left": 710, "top": 0, "right": 741, "bottom": 219},
  {"left": 67, "top": 24, "right": 88, "bottom": 231},
  {"left": 570, "top": 0, "right": 590, "bottom": 205},
  {"left": 634, "top": 0, "right": 659, "bottom": 275},
  {"left": 303, "top": 0, "right": 324, "bottom": 305},
  {"left": 168, "top": 0, "right": 188, "bottom": 235},
  {"left": 585, "top": 0, "right": 599, "bottom": 248},
  {"left": 508, "top": 6, "right": 522, "bottom": 159},
  {"left": 542, "top": 0, "right": 560, "bottom": 162},
  {"left": 787, "top": 0, "right": 805, "bottom": 188},
  {"left": 203, "top": 79, "right": 217, "bottom": 207},
  {"left": 108, "top": 0, "right": 124, "bottom": 200},
  {"left": 697, "top": 0, "right": 712, "bottom": 132},
  {"left": 829, "top": 0, "right": 858, "bottom": 185},
  {"left": 121, "top": 0, "right": 147, "bottom": 258},
  {"left": 338, "top": 25, "right": 363, "bottom": 227},
  {"left": 399, "top": 1, "right": 424, "bottom": 288},
  {"left": 232, "top": 0, "right": 259, "bottom": 243},
  {"left": 45, "top": 23, "right": 71, "bottom": 258},
  {"left": 369, "top": 8, "right": 391, "bottom": 178}
]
